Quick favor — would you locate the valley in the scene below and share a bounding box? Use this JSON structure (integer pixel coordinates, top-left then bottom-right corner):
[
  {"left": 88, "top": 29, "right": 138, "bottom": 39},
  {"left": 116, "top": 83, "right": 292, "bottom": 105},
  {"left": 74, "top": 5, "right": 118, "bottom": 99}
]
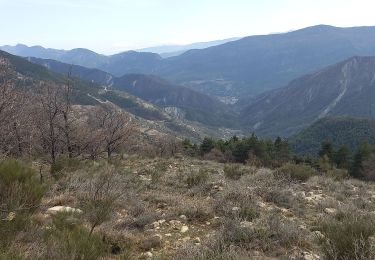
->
[{"left": 2, "top": 7, "right": 375, "bottom": 258}]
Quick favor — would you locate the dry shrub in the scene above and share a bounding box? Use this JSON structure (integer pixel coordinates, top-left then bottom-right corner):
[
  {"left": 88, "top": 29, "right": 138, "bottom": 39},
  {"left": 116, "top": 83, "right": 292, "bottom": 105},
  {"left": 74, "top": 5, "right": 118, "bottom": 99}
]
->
[
  {"left": 223, "top": 164, "right": 246, "bottom": 180},
  {"left": 318, "top": 212, "right": 375, "bottom": 260},
  {"left": 277, "top": 163, "right": 318, "bottom": 182},
  {"left": 173, "top": 238, "right": 252, "bottom": 260},
  {"left": 177, "top": 198, "right": 214, "bottom": 223},
  {"left": 186, "top": 169, "right": 209, "bottom": 188},
  {"left": 203, "top": 148, "right": 227, "bottom": 163},
  {"left": 361, "top": 154, "right": 375, "bottom": 181},
  {"left": 214, "top": 188, "right": 260, "bottom": 222},
  {"left": 220, "top": 214, "right": 308, "bottom": 253}
]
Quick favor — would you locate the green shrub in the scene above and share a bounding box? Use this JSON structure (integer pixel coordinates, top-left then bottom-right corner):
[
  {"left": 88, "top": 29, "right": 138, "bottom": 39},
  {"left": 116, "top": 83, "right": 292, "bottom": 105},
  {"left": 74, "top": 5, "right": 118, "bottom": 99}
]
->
[
  {"left": 0, "top": 213, "right": 30, "bottom": 250},
  {"left": 178, "top": 204, "right": 214, "bottom": 222},
  {"left": 186, "top": 169, "right": 209, "bottom": 187},
  {"left": 223, "top": 164, "right": 246, "bottom": 180},
  {"left": 318, "top": 213, "right": 375, "bottom": 260},
  {"left": 50, "top": 156, "right": 81, "bottom": 175},
  {"left": 0, "top": 159, "right": 45, "bottom": 211},
  {"left": 174, "top": 238, "right": 251, "bottom": 260},
  {"left": 44, "top": 212, "right": 109, "bottom": 260},
  {"left": 277, "top": 163, "right": 318, "bottom": 182},
  {"left": 238, "top": 205, "right": 260, "bottom": 222},
  {"left": 0, "top": 160, "right": 45, "bottom": 249},
  {"left": 0, "top": 250, "right": 24, "bottom": 260},
  {"left": 326, "top": 168, "right": 349, "bottom": 180},
  {"left": 221, "top": 215, "right": 308, "bottom": 252}
]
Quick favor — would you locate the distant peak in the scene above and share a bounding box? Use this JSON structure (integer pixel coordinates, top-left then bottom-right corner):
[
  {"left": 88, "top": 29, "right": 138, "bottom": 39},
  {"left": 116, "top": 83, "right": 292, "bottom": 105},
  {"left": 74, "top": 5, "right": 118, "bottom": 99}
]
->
[{"left": 292, "top": 24, "right": 338, "bottom": 34}]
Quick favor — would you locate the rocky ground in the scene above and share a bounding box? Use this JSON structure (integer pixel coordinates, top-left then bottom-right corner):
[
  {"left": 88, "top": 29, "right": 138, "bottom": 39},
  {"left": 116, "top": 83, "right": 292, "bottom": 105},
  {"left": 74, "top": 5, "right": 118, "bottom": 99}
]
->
[{"left": 11, "top": 156, "right": 375, "bottom": 259}]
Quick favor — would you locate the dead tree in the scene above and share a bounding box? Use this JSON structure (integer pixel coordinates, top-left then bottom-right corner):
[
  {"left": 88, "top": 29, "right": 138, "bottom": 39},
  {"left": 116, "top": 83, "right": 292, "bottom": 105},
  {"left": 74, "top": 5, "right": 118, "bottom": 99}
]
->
[
  {"left": 34, "top": 82, "right": 62, "bottom": 164},
  {"left": 92, "top": 105, "right": 136, "bottom": 158},
  {"left": 59, "top": 71, "right": 74, "bottom": 158}
]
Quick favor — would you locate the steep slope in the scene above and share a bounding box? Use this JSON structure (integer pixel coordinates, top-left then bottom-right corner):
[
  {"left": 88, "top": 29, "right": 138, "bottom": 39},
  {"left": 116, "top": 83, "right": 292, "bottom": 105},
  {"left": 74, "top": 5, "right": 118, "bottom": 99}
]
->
[
  {"left": 156, "top": 25, "right": 375, "bottom": 98},
  {"left": 114, "top": 74, "right": 239, "bottom": 127},
  {"left": 0, "top": 50, "right": 167, "bottom": 120},
  {"left": 0, "top": 50, "right": 221, "bottom": 141},
  {"left": 289, "top": 117, "right": 375, "bottom": 156},
  {"left": 100, "top": 51, "right": 162, "bottom": 76},
  {"left": 241, "top": 56, "right": 375, "bottom": 137},
  {"left": 28, "top": 57, "right": 239, "bottom": 128},
  {"left": 27, "top": 57, "right": 114, "bottom": 86}
]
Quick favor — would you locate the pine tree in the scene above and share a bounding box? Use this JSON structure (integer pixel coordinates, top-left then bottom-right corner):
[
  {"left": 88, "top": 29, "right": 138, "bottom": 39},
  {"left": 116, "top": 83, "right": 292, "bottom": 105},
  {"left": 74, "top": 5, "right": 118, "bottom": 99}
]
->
[
  {"left": 200, "top": 137, "right": 215, "bottom": 155},
  {"left": 318, "top": 140, "right": 334, "bottom": 161},
  {"left": 333, "top": 145, "right": 351, "bottom": 169},
  {"left": 350, "top": 141, "right": 374, "bottom": 178}
]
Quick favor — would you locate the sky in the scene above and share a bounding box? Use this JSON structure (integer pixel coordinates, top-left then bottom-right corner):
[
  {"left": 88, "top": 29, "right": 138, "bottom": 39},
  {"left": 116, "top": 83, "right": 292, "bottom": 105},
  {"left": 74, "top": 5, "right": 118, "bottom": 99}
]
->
[{"left": 1, "top": 0, "right": 375, "bottom": 54}]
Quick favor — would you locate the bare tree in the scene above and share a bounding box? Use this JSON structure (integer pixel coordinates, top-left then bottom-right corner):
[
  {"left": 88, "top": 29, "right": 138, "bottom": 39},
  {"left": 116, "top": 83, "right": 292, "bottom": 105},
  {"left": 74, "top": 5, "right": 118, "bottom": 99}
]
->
[
  {"left": 155, "top": 135, "right": 182, "bottom": 157},
  {"left": 33, "top": 82, "right": 63, "bottom": 164},
  {"left": 58, "top": 71, "right": 74, "bottom": 158},
  {"left": 75, "top": 166, "right": 124, "bottom": 235},
  {"left": 92, "top": 104, "right": 137, "bottom": 158},
  {"left": 0, "top": 58, "right": 32, "bottom": 157}
]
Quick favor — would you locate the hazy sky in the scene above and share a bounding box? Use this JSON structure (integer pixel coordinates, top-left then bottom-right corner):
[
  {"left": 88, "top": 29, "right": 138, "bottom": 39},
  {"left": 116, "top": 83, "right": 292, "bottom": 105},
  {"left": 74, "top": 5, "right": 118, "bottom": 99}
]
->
[{"left": 1, "top": 0, "right": 375, "bottom": 54}]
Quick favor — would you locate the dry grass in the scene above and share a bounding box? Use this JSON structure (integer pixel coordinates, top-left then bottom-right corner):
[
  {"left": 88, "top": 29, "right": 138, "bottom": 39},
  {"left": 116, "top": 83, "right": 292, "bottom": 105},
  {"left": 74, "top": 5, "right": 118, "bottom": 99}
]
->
[{"left": 2, "top": 157, "right": 375, "bottom": 259}]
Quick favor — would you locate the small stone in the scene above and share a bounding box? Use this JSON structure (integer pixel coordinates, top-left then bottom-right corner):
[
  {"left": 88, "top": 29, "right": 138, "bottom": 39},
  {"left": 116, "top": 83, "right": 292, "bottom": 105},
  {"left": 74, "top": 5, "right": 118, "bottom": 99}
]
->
[
  {"left": 179, "top": 215, "right": 187, "bottom": 220},
  {"left": 313, "top": 230, "right": 325, "bottom": 239},
  {"left": 154, "top": 234, "right": 163, "bottom": 240},
  {"left": 182, "top": 236, "right": 191, "bottom": 242},
  {"left": 240, "top": 221, "right": 254, "bottom": 228},
  {"left": 151, "top": 221, "right": 160, "bottom": 228},
  {"left": 144, "top": 252, "right": 153, "bottom": 258},
  {"left": 180, "top": 225, "right": 189, "bottom": 233},
  {"left": 324, "top": 208, "right": 337, "bottom": 215},
  {"left": 158, "top": 219, "right": 166, "bottom": 224},
  {"left": 170, "top": 220, "right": 182, "bottom": 230},
  {"left": 4, "top": 212, "right": 16, "bottom": 221},
  {"left": 205, "top": 221, "right": 211, "bottom": 225},
  {"left": 300, "top": 251, "right": 320, "bottom": 260},
  {"left": 165, "top": 233, "right": 172, "bottom": 237},
  {"left": 193, "top": 237, "right": 201, "bottom": 244},
  {"left": 232, "top": 206, "right": 240, "bottom": 211}
]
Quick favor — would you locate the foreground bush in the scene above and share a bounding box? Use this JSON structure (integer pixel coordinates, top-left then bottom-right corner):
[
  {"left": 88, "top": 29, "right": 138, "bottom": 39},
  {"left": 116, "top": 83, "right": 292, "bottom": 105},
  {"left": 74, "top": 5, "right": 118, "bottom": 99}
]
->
[
  {"left": 50, "top": 156, "right": 82, "bottom": 176},
  {"left": 223, "top": 164, "right": 246, "bottom": 180},
  {"left": 318, "top": 213, "right": 375, "bottom": 260},
  {"left": 277, "top": 163, "right": 318, "bottom": 181},
  {"left": 44, "top": 212, "right": 109, "bottom": 260},
  {"left": 0, "top": 159, "right": 45, "bottom": 250},
  {"left": 0, "top": 159, "right": 45, "bottom": 212},
  {"left": 326, "top": 168, "right": 349, "bottom": 180},
  {"left": 186, "top": 169, "right": 209, "bottom": 187}
]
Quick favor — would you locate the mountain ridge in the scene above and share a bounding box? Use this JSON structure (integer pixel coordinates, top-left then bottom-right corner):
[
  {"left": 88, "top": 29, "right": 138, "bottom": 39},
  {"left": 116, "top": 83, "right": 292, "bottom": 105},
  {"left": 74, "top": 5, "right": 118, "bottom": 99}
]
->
[
  {"left": 240, "top": 56, "right": 375, "bottom": 137},
  {"left": 8, "top": 25, "right": 375, "bottom": 99}
]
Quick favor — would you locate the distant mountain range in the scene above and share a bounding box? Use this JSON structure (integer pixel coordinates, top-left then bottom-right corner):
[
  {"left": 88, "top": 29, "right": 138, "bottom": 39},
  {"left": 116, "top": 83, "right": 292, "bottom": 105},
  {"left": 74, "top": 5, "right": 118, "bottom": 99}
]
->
[
  {"left": 5, "top": 25, "right": 375, "bottom": 141},
  {"left": 241, "top": 56, "right": 375, "bottom": 137},
  {"left": 6, "top": 25, "right": 375, "bottom": 99},
  {"left": 25, "top": 52, "right": 375, "bottom": 139},
  {"left": 136, "top": 37, "right": 241, "bottom": 58}
]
